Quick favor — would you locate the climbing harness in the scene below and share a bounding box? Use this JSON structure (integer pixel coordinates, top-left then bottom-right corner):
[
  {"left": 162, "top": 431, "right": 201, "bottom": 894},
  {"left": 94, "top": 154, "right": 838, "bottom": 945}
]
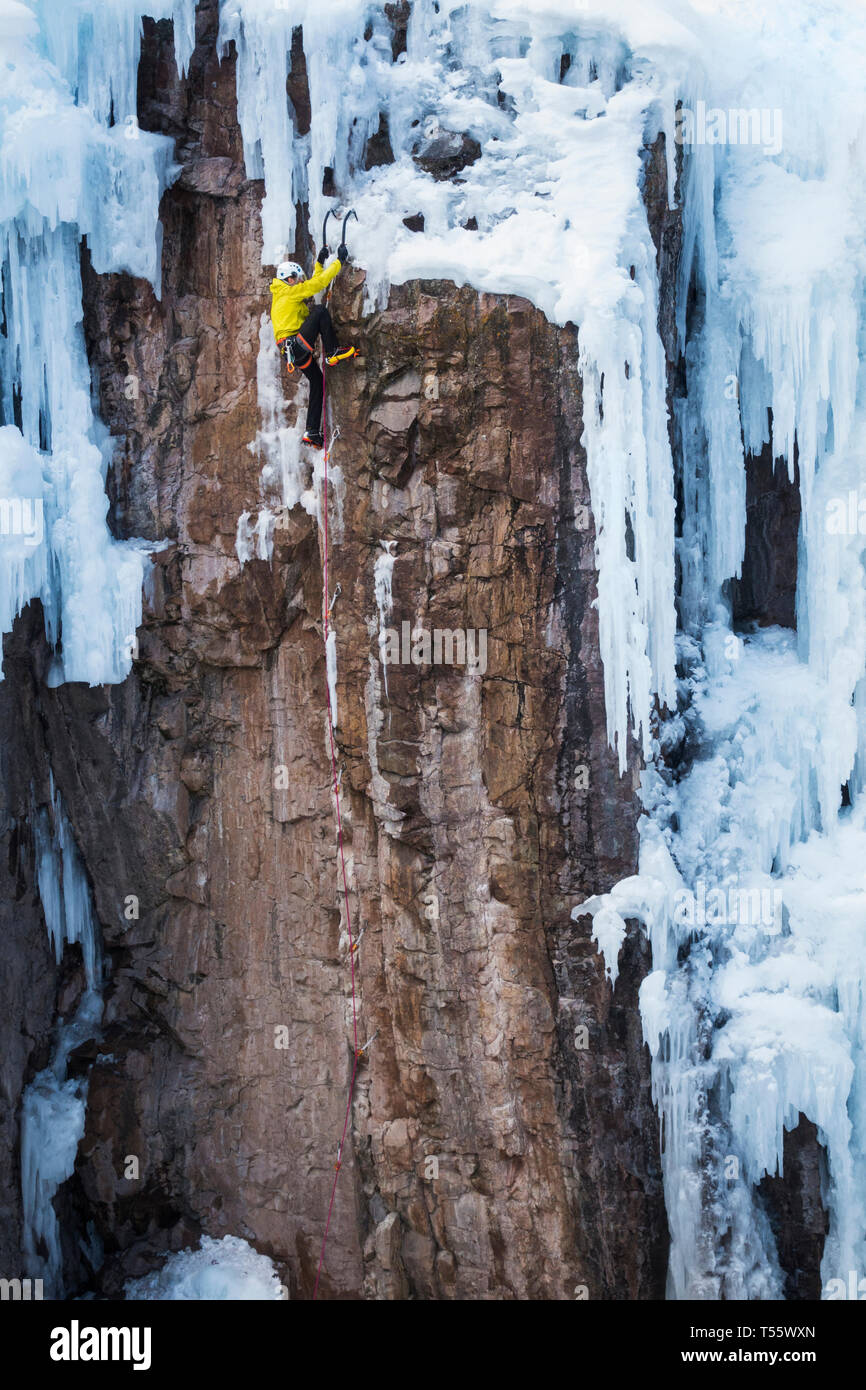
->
[
  {"left": 278, "top": 330, "right": 314, "bottom": 375},
  {"left": 279, "top": 213, "right": 356, "bottom": 380}
]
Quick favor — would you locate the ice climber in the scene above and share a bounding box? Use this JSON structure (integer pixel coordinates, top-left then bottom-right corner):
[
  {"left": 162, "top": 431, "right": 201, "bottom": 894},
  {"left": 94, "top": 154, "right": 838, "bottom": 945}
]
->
[{"left": 270, "top": 241, "right": 356, "bottom": 449}]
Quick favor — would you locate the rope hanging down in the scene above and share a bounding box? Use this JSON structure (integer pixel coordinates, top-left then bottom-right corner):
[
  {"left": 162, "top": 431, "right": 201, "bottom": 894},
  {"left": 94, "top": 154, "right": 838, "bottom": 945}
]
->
[{"left": 312, "top": 341, "right": 363, "bottom": 1301}]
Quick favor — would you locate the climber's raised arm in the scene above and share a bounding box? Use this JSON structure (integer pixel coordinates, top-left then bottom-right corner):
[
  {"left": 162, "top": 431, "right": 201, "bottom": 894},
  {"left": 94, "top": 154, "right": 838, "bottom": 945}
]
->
[{"left": 298, "top": 254, "right": 341, "bottom": 299}]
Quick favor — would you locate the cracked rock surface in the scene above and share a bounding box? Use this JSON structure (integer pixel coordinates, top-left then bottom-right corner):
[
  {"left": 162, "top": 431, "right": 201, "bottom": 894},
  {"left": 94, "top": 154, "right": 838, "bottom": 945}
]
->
[{"left": 0, "top": 1, "right": 669, "bottom": 1299}]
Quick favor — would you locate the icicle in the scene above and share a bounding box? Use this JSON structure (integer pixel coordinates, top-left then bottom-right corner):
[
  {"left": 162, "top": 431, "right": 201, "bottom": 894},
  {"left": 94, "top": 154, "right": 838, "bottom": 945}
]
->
[
  {"left": 325, "top": 627, "right": 338, "bottom": 726},
  {"left": 374, "top": 540, "right": 396, "bottom": 623},
  {"left": 0, "top": 3, "right": 179, "bottom": 685},
  {"left": 373, "top": 539, "right": 397, "bottom": 698},
  {"left": 22, "top": 779, "right": 104, "bottom": 1297},
  {"left": 222, "top": 0, "right": 866, "bottom": 1300}
]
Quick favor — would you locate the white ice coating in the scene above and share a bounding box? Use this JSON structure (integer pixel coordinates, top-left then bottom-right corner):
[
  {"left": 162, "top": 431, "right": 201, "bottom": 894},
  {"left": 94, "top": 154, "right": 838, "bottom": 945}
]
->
[
  {"left": 325, "top": 626, "right": 338, "bottom": 725},
  {"left": 22, "top": 779, "right": 104, "bottom": 1297},
  {"left": 2, "top": 0, "right": 197, "bottom": 1304},
  {"left": 220, "top": 0, "right": 681, "bottom": 768},
  {"left": 6, "top": 0, "right": 864, "bottom": 1302},
  {"left": 374, "top": 539, "right": 396, "bottom": 624},
  {"left": 214, "top": 0, "right": 866, "bottom": 1300},
  {"left": 251, "top": 315, "right": 312, "bottom": 513},
  {"left": 35, "top": 779, "right": 102, "bottom": 989},
  {"left": 235, "top": 506, "right": 276, "bottom": 566},
  {"left": 21, "top": 1074, "right": 89, "bottom": 1295},
  {"left": 0, "top": 0, "right": 192, "bottom": 684},
  {"left": 374, "top": 538, "right": 396, "bottom": 695},
  {"left": 224, "top": 0, "right": 866, "bottom": 1297},
  {"left": 575, "top": 0, "right": 866, "bottom": 1299},
  {"left": 234, "top": 509, "right": 254, "bottom": 567},
  {"left": 124, "top": 1235, "right": 284, "bottom": 1299}
]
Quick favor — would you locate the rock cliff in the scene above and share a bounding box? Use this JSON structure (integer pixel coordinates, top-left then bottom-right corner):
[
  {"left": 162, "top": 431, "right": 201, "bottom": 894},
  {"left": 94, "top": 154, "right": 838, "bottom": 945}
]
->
[{"left": 0, "top": 0, "right": 673, "bottom": 1299}]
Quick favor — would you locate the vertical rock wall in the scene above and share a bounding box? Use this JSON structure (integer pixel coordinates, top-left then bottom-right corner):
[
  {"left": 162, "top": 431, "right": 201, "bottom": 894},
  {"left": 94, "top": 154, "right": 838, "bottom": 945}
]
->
[{"left": 0, "top": 0, "right": 669, "bottom": 1298}]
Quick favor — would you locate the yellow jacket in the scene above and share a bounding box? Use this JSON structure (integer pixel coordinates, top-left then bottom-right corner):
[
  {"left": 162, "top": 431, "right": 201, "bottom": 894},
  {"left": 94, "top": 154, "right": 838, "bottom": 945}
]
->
[{"left": 270, "top": 260, "right": 341, "bottom": 341}]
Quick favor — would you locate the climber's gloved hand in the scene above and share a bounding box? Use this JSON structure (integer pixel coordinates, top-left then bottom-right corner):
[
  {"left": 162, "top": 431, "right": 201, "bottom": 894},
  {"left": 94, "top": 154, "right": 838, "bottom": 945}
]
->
[
  {"left": 317, "top": 245, "right": 330, "bottom": 265},
  {"left": 337, "top": 244, "right": 349, "bottom": 265}
]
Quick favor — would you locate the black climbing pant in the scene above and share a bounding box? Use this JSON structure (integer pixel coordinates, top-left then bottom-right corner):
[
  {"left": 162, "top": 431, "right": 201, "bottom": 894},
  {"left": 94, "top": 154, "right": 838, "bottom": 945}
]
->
[{"left": 287, "top": 304, "right": 339, "bottom": 435}]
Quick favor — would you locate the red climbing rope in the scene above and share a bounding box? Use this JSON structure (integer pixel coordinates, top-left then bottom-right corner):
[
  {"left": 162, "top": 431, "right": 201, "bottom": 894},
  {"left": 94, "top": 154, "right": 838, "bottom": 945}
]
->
[{"left": 312, "top": 348, "right": 362, "bottom": 1301}]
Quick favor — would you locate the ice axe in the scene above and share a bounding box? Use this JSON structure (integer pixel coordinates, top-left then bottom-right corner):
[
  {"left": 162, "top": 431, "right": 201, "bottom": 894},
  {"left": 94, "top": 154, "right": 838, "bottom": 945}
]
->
[
  {"left": 321, "top": 207, "right": 357, "bottom": 307},
  {"left": 321, "top": 207, "right": 335, "bottom": 257},
  {"left": 338, "top": 208, "right": 358, "bottom": 260},
  {"left": 320, "top": 207, "right": 357, "bottom": 263}
]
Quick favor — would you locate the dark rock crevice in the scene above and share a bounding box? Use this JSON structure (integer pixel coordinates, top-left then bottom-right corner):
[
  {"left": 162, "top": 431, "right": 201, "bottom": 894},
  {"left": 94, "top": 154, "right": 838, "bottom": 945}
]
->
[
  {"left": 731, "top": 442, "right": 800, "bottom": 631},
  {"left": 757, "top": 1117, "right": 829, "bottom": 1300}
]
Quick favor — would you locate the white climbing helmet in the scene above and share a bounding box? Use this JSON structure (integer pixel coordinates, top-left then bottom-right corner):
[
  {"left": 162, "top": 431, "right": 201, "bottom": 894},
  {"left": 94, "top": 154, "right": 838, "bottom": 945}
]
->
[{"left": 277, "top": 260, "right": 304, "bottom": 282}]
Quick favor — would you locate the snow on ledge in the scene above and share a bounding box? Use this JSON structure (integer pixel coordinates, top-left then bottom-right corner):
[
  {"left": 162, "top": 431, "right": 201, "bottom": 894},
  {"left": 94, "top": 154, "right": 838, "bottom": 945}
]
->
[{"left": 124, "top": 1235, "right": 285, "bottom": 1301}]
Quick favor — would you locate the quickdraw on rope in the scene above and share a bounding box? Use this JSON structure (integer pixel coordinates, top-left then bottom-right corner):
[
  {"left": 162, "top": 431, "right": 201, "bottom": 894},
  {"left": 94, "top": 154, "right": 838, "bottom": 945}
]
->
[{"left": 312, "top": 337, "right": 363, "bottom": 1302}]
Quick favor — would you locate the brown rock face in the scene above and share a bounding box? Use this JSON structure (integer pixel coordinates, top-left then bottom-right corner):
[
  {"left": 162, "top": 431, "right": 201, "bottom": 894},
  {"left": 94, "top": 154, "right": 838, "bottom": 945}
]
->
[
  {"left": 0, "top": 1, "right": 669, "bottom": 1299},
  {"left": 731, "top": 443, "right": 801, "bottom": 631},
  {"left": 758, "top": 1118, "right": 829, "bottom": 1300},
  {"left": 0, "top": 652, "right": 59, "bottom": 1275}
]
